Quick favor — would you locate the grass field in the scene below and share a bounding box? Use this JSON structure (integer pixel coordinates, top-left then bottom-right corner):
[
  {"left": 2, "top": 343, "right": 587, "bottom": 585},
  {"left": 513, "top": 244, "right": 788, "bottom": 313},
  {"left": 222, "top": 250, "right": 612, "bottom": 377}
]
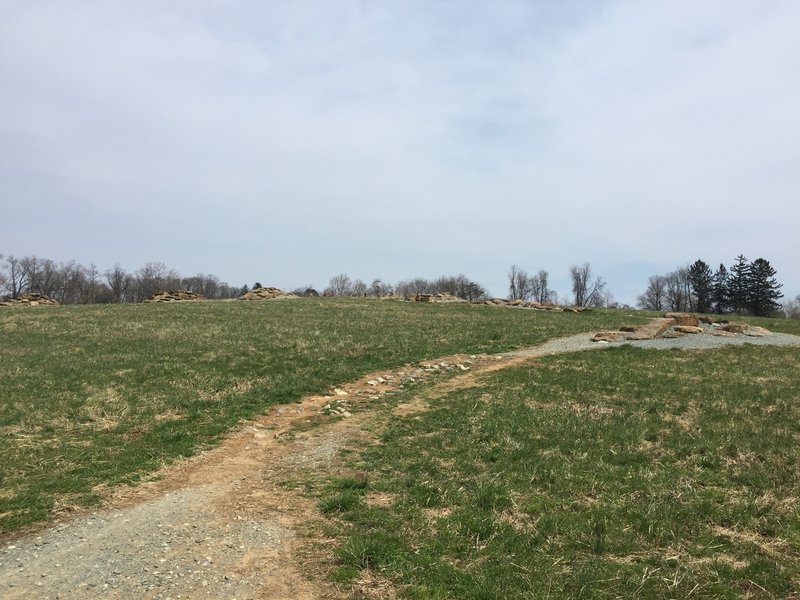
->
[
  {"left": 317, "top": 344, "right": 800, "bottom": 598},
  {"left": 0, "top": 298, "right": 635, "bottom": 533},
  {"left": 2, "top": 299, "right": 799, "bottom": 598}
]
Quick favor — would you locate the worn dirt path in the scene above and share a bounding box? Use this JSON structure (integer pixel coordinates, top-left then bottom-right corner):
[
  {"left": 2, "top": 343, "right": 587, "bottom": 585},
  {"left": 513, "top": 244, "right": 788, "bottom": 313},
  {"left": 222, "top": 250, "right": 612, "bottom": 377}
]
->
[{"left": 2, "top": 329, "right": 799, "bottom": 599}]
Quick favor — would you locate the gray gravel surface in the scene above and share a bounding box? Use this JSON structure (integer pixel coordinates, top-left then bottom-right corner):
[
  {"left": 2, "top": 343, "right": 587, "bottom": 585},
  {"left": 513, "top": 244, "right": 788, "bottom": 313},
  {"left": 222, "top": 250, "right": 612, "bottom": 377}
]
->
[
  {"left": 505, "top": 328, "right": 800, "bottom": 358},
  {"left": 0, "top": 486, "right": 292, "bottom": 599}
]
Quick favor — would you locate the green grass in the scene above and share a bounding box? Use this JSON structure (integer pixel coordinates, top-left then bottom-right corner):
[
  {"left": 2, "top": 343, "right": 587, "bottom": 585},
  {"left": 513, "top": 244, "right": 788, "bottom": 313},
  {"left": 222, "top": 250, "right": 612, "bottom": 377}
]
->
[
  {"left": 323, "top": 344, "right": 800, "bottom": 598},
  {"left": 0, "top": 298, "right": 633, "bottom": 533}
]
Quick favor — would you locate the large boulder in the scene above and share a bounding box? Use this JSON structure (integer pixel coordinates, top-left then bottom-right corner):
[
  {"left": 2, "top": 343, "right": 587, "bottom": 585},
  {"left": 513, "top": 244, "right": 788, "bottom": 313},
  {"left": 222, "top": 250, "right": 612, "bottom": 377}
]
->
[
  {"left": 719, "top": 323, "right": 771, "bottom": 337},
  {"left": 591, "top": 331, "right": 628, "bottom": 342},
  {"left": 0, "top": 293, "right": 60, "bottom": 307},
  {"left": 665, "top": 312, "right": 700, "bottom": 327},
  {"left": 144, "top": 290, "right": 206, "bottom": 303},
  {"left": 238, "top": 287, "right": 297, "bottom": 301},
  {"left": 624, "top": 318, "right": 677, "bottom": 340},
  {"left": 674, "top": 325, "right": 703, "bottom": 334}
]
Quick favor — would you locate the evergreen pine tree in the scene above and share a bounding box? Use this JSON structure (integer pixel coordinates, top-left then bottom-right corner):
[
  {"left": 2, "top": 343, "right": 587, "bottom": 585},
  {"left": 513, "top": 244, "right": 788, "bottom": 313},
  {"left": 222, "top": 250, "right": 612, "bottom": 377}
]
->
[
  {"left": 747, "top": 258, "right": 783, "bottom": 316},
  {"left": 728, "top": 255, "right": 751, "bottom": 314},
  {"left": 688, "top": 260, "right": 713, "bottom": 313},
  {"left": 711, "top": 263, "right": 729, "bottom": 314}
]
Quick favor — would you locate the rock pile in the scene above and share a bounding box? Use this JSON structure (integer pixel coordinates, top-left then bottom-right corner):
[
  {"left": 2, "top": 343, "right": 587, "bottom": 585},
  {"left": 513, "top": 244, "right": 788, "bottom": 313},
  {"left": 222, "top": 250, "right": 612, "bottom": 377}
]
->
[
  {"left": 406, "top": 293, "right": 465, "bottom": 304},
  {"left": 144, "top": 290, "right": 206, "bottom": 303},
  {"left": 592, "top": 313, "right": 772, "bottom": 342},
  {"left": 403, "top": 294, "right": 590, "bottom": 311},
  {"left": 238, "top": 287, "right": 297, "bottom": 301},
  {"left": 0, "top": 293, "right": 60, "bottom": 307},
  {"left": 483, "top": 298, "right": 589, "bottom": 312}
]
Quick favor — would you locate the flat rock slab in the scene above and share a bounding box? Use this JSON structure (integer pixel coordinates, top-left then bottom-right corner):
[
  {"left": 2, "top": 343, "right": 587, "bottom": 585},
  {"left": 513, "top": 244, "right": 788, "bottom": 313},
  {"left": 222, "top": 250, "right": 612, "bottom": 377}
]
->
[
  {"left": 623, "top": 318, "right": 677, "bottom": 340},
  {"left": 665, "top": 312, "right": 700, "bottom": 327},
  {"left": 675, "top": 325, "right": 703, "bottom": 334},
  {"left": 719, "top": 323, "right": 772, "bottom": 337},
  {"left": 591, "top": 331, "right": 629, "bottom": 342}
]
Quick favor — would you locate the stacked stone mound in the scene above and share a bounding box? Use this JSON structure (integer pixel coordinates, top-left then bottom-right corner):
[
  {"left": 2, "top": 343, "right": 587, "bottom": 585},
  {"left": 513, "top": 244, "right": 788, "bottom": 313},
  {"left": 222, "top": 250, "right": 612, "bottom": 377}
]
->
[
  {"left": 592, "top": 313, "right": 772, "bottom": 342},
  {"left": 238, "top": 287, "right": 297, "bottom": 301},
  {"left": 0, "top": 293, "right": 60, "bottom": 307},
  {"left": 483, "top": 298, "right": 588, "bottom": 312},
  {"left": 406, "top": 293, "right": 466, "bottom": 304},
  {"left": 144, "top": 290, "right": 206, "bottom": 303}
]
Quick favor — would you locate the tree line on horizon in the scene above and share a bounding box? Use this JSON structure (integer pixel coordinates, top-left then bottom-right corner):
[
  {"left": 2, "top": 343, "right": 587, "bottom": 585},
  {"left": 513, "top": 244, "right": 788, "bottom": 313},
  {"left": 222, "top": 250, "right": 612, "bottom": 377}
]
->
[
  {"left": 637, "top": 256, "right": 784, "bottom": 317},
  {"left": 0, "top": 255, "right": 241, "bottom": 304},
  {"left": 1, "top": 252, "right": 794, "bottom": 317}
]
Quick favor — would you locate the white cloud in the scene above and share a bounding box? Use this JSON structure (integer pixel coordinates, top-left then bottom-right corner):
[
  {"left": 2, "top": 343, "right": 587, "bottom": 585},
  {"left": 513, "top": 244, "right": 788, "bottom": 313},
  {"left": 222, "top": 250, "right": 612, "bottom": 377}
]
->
[{"left": 1, "top": 1, "right": 798, "bottom": 301}]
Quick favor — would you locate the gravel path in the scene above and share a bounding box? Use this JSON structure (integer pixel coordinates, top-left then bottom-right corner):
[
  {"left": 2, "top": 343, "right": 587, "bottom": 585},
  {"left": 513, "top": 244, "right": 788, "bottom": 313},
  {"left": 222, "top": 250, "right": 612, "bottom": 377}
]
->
[
  {"left": 2, "top": 325, "right": 798, "bottom": 599},
  {"left": 1, "top": 487, "right": 293, "bottom": 599},
  {"left": 506, "top": 328, "right": 800, "bottom": 358}
]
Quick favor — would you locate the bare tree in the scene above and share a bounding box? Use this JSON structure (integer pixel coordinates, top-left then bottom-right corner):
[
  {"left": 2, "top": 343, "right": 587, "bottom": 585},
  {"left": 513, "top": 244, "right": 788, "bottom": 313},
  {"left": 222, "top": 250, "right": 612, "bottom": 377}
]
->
[
  {"left": 530, "top": 270, "right": 554, "bottom": 303},
  {"left": 327, "top": 273, "right": 353, "bottom": 296},
  {"left": 58, "top": 260, "right": 87, "bottom": 304},
  {"left": 351, "top": 279, "right": 368, "bottom": 296},
  {"left": 435, "top": 274, "right": 487, "bottom": 301},
  {"left": 783, "top": 293, "right": 800, "bottom": 319},
  {"left": 3, "top": 255, "right": 30, "bottom": 298},
  {"left": 105, "top": 264, "right": 132, "bottom": 303},
  {"left": 507, "top": 265, "right": 532, "bottom": 300},
  {"left": 395, "top": 274, "right": 487, "bottom": 301},
  {"left": 395, "top": 277, "right": 434, "bottom": 297},
  {"left": 637, "top": 275, "right": 668, "bottom": 311},
  {"left": 77, "top": 263, "right": 104, "bottom": 304},
  {"left": 22, "top": 256, "right": 62, "bottom": 298},
  {"left": 569, "top": 263, "right": 607, "bottom": 307},
  {"left": 133, "top": 262, "right": 181, "bottom": 301},
  {"left": 664, "top": 267, "right": 691, "bottom": 312},
  {"left": 181, "top": 273, "right": 230, "bottom": 298},
  {"left": 368, "top": 278, "right": 393, "bottom": 297}
]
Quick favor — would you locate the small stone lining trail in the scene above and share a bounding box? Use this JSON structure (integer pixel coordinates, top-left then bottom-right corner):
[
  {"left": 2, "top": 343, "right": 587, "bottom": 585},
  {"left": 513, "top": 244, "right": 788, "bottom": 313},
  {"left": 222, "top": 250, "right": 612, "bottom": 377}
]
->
[{"left": 2, "top": 329, "right": 799, "bottom": 599}]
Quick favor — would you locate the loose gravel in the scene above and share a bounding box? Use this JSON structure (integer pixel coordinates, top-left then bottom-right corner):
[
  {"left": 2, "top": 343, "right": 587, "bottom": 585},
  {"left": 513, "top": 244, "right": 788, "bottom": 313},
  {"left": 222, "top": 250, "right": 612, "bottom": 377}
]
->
[
  {"left": 1, "top": 486, "right": 294, "bottom": 599},
  {"left": 505, "top": 327, "right": 800, "bottom": 358}
]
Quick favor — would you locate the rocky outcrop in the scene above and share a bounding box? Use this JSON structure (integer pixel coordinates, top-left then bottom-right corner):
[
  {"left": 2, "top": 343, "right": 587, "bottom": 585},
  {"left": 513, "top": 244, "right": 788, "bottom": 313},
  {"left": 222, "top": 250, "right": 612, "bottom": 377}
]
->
[
  {"left": 592, "top": 315, "right": 773, "bottom": 343},
  {"left": 591, "top": 331, "right": 630, "bottom": 343},
  {"left": 144, "top": 290, "right": 206, "bottom": 303},
  {"left": 0, "top": 293, "right": 60, "bottom": 307},
  {"left": 407, "top": 293, "right": 465, "bottom": 304},
  {"left": 622, "top": 318, "right": 677, "bottom": 340},
  {"left": 482, "top": 298, "right": 588, "bottom": 312},
  {"left": 674, "top": 325, "right": 703, "bottom": 334},
  {"left": 238, "top": 287, "right": 297, "bottom": 301},
  {"left": 720, "top": 323, "right": 771, "bottom": 337},
  {"left": 665, "top": 312, "right": 700, "bottom": 327}
]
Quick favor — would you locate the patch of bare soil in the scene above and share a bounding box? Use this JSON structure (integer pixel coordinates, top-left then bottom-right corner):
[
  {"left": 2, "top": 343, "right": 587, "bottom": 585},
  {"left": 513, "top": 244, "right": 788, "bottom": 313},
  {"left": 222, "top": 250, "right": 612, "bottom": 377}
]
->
[{"left": 2, "top": 329, "right": 799, "bottom": 599}]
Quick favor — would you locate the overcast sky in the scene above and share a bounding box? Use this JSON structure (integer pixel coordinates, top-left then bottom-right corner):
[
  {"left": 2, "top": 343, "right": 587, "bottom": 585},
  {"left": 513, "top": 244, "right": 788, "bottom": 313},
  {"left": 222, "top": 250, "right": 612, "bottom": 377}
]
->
[{"left": 2, "top": 1, "right": 798, "bottom": 304}]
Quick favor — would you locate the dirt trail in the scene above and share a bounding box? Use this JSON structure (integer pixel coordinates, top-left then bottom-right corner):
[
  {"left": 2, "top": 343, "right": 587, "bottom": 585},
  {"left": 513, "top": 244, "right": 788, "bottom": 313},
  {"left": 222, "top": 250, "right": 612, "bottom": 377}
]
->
[
  {"left": 2, "top": 330, "right": 799, "bottom": 599},
  {"left": 0, "top": 351, "right": 502, "bottom": 600}
]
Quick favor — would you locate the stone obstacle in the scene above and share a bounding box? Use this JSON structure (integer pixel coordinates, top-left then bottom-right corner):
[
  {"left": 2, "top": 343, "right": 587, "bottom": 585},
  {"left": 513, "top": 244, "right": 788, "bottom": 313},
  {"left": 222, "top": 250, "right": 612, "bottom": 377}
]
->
[
  {"left": 406, "top": 293, "right": 466, "bottom": 304},
  {"left": 144, "top": 290, "right": 206, "bottom": 303},
  {"left": 592, "top": 313, "right": 771, "bottom": 342},
  {"left": 238, "top": 287, "right": 297, "bottom": 301},
  {"left": 0, "top": 293, "right": 60, "bottom": 307},
  {"left": 405, "top": 294, "right": 589, "bottom": 312},
  {"left": 483, "top": 298, "right": 589, "bottom": 312}
]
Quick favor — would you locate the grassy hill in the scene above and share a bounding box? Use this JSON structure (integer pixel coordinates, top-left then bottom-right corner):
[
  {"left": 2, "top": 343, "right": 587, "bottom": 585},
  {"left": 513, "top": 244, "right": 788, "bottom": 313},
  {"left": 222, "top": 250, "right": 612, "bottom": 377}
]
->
[
  {"left": 0, "top": 298, "right": 631, "bottom": 533},
  {"left": 2, "top": 298, "right": 798, "bottom": 597}
]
